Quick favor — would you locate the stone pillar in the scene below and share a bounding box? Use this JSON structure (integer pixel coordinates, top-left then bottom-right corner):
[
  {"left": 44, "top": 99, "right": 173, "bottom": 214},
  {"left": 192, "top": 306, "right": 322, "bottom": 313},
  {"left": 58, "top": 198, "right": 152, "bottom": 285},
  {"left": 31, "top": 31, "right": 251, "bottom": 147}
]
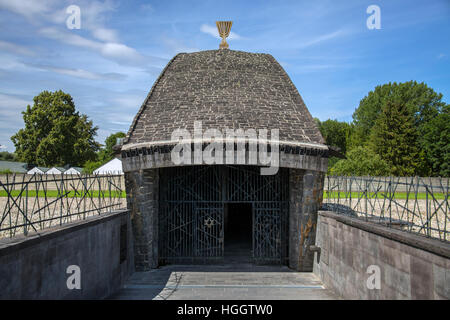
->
[
  {"left": 125, "top": 169, "right": 159, "bottom": 271},
  {"left": 289, "top": 169, "right": 325, "bottom": 271}
]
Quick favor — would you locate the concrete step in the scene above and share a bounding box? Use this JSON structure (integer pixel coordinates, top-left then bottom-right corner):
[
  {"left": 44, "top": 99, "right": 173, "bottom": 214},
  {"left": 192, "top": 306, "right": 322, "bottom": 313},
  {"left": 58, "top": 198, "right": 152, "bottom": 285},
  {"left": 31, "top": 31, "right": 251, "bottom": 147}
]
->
[{"left": 108, "top": 264, "right": 340, "bottom": 300}]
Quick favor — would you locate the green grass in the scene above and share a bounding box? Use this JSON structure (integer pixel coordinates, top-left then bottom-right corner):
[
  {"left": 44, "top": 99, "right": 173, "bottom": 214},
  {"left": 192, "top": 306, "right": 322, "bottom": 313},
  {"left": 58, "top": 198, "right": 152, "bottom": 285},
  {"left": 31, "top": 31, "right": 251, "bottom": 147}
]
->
[
  {"left": 0, "top": 190, "right": 127, "bottom": 198},
  {"left": 323, "top": 191, "right": 446, "bottom": 200}
]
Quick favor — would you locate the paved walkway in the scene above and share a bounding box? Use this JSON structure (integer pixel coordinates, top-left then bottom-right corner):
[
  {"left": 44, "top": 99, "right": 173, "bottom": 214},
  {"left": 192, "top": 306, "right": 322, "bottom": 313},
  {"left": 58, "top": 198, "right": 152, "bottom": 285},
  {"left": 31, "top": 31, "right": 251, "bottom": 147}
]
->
[{"left": 109, "top": 264, "right": 339, "bottom": 300}]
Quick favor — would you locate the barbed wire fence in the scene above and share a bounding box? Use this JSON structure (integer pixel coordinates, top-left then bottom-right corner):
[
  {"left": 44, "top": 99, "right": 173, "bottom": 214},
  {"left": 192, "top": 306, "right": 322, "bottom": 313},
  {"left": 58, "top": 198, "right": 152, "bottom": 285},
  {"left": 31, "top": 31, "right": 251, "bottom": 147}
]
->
[
  {"left": 0, "top": 173, "right": 126, "bottom": 239},
  {"left": 322, "top": 176, "right": 449, "bottom": 242}
]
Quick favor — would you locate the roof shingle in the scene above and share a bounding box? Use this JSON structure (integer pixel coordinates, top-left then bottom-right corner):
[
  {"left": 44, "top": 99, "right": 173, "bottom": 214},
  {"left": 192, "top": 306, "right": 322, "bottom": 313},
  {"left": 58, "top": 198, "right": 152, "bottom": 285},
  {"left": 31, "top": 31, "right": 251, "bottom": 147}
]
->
[{"left": 124, "top": 49, "right": 325, "bottom": 147}]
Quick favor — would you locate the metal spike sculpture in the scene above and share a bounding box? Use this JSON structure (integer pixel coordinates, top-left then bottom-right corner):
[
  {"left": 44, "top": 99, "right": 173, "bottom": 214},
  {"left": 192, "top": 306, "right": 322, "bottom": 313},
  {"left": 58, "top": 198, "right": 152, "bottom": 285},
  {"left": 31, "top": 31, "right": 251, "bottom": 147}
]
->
[{"left": 216, "top": 21, "right": 233, "bottom": 49}]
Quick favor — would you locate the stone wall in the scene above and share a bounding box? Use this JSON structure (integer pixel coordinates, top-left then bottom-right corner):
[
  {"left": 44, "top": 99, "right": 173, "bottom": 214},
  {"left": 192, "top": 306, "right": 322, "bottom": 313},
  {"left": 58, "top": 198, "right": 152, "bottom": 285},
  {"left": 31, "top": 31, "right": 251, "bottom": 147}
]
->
[
  {"left": 289, "top": 169, "right": 325, "bottom": 271},
  {"left": 125, "top": 169, "right": 159, "bottom": 270},
  {"left": 314, "top": 210, "right": 450, "bottom": 299},
  {"left": 124, "top": 166, "right": 326, "bottom": 271},
  {"left": 122, "top": 150, "right": 328, "bottom": 173},
  {"left": 0, "top": 210, "right": 133, "bottom": 299}
]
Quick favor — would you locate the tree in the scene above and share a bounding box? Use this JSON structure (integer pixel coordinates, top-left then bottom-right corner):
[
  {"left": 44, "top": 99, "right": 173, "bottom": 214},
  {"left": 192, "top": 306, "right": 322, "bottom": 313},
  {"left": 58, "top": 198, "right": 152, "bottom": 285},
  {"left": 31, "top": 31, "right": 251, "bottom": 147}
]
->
[
  {"left": 352, "top": 81, "right": 446, "bottom": 146},
  {"left": 82, "top": 160, "right": 103, "bottom": 174},
  {"left": 316, "top": 119, "right": 353, "bottom": 173},
  {"left": 11, "top": 90, "right": 100, "bottom": 167},
  {"left": 316, "top": 119, "right": 352, "bottom": 154},
  {"left": 369, "top": 101, "right": 420, "bottom": 176},
  {"left": 98, "top": 132, "right": 126, "bottom": 163},
  {"left": 330, "top": 146, "right": 390, "bottom": 176},
  {"left": 420, "top": 105, "right": 450, "bottom": 176},
  {"left": 0, "top": 151, "right": 17, "bottom": 161}
]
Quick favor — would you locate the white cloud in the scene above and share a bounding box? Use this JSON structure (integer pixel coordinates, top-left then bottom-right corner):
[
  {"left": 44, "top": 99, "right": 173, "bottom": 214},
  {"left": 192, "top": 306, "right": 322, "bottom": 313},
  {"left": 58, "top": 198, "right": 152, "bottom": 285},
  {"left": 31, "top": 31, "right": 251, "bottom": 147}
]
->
[
  {"left": 110, "top": 95, "right": 145, "bottom": 109},
  {"left": 38, "top": 27, "right": 164, "bottom": 67},
  {"left": 92, "top": 28, "right": 119, "bottom": 42},
  {"left": 1, "top": 0, "right": 159, "bottom": 67},
  {"left": 100, "top": 42, "right": 146, "bottom": 65},
  {"left": 27, "top": 63, "right": 126, "bottom": 80},
  {"left": 0, "top": 93, "right": 30, "bottom": 111},
  {"left": 0, "top": 93, "right": 31, "bottom": 147},
  {"left": 140, "top": 3, "right": 154, "bottom": 12},
  {"left": 161, "top": 37, "right": 199, "bottom": 54},
  {"left": 299, "top": 30, "right": 346, "bottom": 49},
  {"left": 200, "top": 24, "right": 243, "bottom": 40},
  {"left": 0, "top": 40, "right": 35, "bottom": 56},
  {"left": 0, "top": 54, "right": 29, "bottom": 71},
  {"left": 39, "top": 27, "right": 101, "bottom": 50},
  {"left": 0, "top": 0, "right": 52, "bottom": 19}
]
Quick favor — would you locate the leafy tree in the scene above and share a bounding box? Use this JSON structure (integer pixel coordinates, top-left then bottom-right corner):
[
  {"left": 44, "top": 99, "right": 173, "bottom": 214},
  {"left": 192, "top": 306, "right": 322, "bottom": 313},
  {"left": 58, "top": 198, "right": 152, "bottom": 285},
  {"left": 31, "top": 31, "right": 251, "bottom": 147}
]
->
[
  {"left": 0, "top": 151, "right": 17, "bottom": 161},
  {"left": 352, "top": 81, "right": 446, "bottom": 146},
  {"left": 82, "top": 132, "right": 125, "bottom": 173},
  {"left": 82, "top": 160, "right": 103, "bottom": 174},
  {"left": 369, "top": 101, "right": 421, "bottom": 176},
  {"left": 316, "top": 119, "right": 352, "bottom": 154},
  {"left": 316, "top": 119, "right": 353, "bottom": 173},
  {"left": 420, "top": 105, "right": 450, "bottom": 176},
  {"left": 330, "top": 146, "right": 390, "bottom": 176},
  {"left": 98, "top": 132, "right": 126, "bottom": 163},
  {"left": 11, "top": 90, "right": 100, "bottom": 167}
]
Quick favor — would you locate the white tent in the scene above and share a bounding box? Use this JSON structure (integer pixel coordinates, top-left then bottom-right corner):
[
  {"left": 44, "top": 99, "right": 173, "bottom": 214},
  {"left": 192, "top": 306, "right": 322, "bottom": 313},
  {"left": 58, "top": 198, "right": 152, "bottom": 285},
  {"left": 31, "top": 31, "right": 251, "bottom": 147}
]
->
[
  {"left": 93, "top": 158, "right": 123, "bottom": 175},
  {"left": 27, "top": 167, "right": 48, "bottom": 175},
  {"left": 64, "top": 167, "right": 82, "bottom": 175},
  {"left": 46, "top": 167, "right": 65, "bottom": 174}
]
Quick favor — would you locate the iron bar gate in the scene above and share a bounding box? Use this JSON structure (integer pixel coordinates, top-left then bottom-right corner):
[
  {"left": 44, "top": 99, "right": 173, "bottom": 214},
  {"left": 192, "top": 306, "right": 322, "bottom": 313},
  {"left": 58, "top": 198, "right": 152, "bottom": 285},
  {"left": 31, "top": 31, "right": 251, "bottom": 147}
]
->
[{"left": 158, "top": 165, "right": 289, "bottom": 264}]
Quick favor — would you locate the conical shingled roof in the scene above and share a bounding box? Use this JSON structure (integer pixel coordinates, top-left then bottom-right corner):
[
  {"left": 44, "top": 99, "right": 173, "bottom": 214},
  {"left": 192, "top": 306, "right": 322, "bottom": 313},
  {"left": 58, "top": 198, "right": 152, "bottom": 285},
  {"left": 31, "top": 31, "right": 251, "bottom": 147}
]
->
[{"left": 123, "top": 49, "right": 325, "bottom": 148}]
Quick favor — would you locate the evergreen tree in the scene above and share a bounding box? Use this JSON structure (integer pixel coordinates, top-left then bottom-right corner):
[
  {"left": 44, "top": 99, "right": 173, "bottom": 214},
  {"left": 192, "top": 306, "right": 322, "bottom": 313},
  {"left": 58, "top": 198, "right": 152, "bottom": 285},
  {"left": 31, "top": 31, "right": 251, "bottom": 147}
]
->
[
  {"left": 421, "top": 105, "right": 450, "bottom": 176},
  {"left": 369, "top": 101, "right": 420, "bottom": 176}
]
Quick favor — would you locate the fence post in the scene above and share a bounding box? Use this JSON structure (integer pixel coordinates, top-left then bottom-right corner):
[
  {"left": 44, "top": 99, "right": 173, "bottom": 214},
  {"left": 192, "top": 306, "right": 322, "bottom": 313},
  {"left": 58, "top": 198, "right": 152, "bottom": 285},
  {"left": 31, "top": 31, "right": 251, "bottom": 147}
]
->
[
  {"left": 23, "top": 174, "right": 28, "bottom": 236},
  {"left": 388, "top": 176, "right": 392, "bottom": 223},
  {"left": 365, "top": 177, "right": 368, "bottom": 220},
  {"left": 426, "top": 186, "right": 430, "bottom": 237},
  {"left": 349, "top": 176, "right": 352, "bottom": 211},
  {"left": 83, "top": 175, "right": 86, "bottom": 220},
  {"left": 109, "top": 175, "right": 112, "bottom": 212}
]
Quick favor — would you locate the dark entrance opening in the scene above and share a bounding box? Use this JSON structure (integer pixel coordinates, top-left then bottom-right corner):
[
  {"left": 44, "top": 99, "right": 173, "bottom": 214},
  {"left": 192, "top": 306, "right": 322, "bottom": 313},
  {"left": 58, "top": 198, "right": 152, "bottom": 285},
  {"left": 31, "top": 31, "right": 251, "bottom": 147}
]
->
[
  {"left": 224, "top": 203, "right": 252, "bottom": 262},
  {"left": 158, "top": 165, "right": 289, "bottom": 265}
]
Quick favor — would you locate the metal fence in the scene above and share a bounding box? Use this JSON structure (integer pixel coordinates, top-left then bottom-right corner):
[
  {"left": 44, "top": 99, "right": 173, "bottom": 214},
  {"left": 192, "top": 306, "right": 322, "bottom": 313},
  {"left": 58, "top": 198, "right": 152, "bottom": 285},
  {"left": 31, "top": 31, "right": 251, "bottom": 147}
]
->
[
  {"left": 323, "top": 176, "right": 449, "bottom": 242},
  {"left": 0, "top": 173, "right": 126, "bottom": 238}
]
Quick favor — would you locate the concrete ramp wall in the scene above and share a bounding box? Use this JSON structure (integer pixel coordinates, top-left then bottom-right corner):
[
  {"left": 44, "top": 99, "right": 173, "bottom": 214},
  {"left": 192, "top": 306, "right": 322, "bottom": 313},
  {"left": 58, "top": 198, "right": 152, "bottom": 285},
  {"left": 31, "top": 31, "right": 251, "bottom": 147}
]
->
[
  {"left": 0, "top": 210, "right": 133, "bottom": 299},
  {"left": 314, "top": 211, "right": 450, "bottom": 299}
]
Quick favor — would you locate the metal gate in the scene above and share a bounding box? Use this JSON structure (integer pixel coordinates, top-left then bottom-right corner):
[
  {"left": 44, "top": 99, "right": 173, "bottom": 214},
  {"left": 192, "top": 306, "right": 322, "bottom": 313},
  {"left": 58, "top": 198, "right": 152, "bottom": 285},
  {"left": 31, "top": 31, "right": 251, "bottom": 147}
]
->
[
  {"left": 253, "top": 202, "right": 288, "bottom": 264},
  {"left": 159, "top": 165, "right": 288, "bottom": 264}
]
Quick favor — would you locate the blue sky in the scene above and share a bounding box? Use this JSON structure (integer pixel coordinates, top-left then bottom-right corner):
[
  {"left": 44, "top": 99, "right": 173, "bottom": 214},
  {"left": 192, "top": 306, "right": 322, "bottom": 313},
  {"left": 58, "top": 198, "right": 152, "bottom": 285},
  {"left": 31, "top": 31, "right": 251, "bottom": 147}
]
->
[{"left": 0, "top": 0, "right": 449, "bottom": 152}]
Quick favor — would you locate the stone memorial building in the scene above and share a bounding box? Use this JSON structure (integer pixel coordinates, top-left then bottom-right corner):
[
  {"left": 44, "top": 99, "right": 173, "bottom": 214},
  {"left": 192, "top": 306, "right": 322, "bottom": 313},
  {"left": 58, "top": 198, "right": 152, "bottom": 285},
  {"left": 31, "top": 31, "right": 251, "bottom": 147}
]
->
[{"left": 120, "top": 23, "right": 330, "bottom": 271}]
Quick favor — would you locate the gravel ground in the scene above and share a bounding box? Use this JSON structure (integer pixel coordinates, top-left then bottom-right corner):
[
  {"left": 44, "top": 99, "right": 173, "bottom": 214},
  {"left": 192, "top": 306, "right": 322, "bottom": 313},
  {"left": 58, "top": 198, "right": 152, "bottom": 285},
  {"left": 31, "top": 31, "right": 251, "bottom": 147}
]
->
[
  {"left": 324, "top": 198, "right": 449, "bottom": 240},
  {"left": 0, "top": 197, "right": 127, "bottom": 239}
]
